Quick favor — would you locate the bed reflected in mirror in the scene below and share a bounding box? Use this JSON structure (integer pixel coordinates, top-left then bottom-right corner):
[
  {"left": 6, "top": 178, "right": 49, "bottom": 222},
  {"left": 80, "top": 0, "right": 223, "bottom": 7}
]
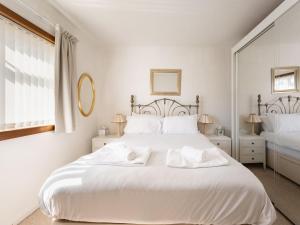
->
[{"left": 237, "top": 2, "right": 300, "bottom": 224}]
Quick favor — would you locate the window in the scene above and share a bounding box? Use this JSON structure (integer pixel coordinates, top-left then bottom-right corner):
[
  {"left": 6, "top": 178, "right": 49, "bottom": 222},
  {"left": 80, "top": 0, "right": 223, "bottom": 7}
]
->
[
  {"left": 0, "top": 4, "right": 55, "bottom": 140},
  {"left": 271, "top": 67, "right": 299, "bottom": 93},
  {"left": 274, "top": 73, "right": 296, "bottom": 91}
]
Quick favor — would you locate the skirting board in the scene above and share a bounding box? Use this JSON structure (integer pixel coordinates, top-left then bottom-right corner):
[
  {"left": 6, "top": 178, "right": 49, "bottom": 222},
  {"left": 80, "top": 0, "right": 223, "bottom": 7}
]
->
[
  {"left": 267, "top": 148, "right": 300, "bottom": 185},
  {"left": 12, "top": 204, "right": 38, "bottom": 225}
]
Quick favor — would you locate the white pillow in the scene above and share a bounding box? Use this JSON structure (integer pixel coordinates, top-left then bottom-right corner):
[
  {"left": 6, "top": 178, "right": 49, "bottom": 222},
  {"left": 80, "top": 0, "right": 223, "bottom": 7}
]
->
[
  {"left": 260, "top": 114, "right": 277, "bottom": 132},
  {"left": 124, "top": 115, "right": 162, "bottom": 134},
  {"left": 132, "top": 112, "right": 160, "bottom": 118},
  {"left": 162, "top": 114, "right": 198, "bottom": 134},
  {"left": 274, "top": 113, "right": 300, "bottom": 133}
]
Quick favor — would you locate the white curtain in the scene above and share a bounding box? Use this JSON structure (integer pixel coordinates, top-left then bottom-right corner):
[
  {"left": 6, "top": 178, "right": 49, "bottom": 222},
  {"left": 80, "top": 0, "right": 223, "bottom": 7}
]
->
[
  {"left": 54, "top": 25, "right": 77, "bottom": 133},
  {"left": 0, "top": 16, "right": 55, "bottom": 130}
]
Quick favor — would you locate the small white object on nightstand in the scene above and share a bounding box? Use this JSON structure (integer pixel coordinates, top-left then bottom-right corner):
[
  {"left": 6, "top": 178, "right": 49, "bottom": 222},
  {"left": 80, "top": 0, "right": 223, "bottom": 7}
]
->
[
  {"left": 239, "top": 135, "right": 266, "bottom": 169},
  {"left": 207, "top": 135, "right": 232, "bottom": 156},
  {"left": 92, "top": 135, "right": 120, "bottom": 152}
]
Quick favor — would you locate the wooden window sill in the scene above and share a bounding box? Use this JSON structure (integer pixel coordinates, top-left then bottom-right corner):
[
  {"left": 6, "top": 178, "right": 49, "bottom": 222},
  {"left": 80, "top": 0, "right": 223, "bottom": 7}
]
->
[{"left": 0, "top": 125, "right": 55, "bottom": 141}]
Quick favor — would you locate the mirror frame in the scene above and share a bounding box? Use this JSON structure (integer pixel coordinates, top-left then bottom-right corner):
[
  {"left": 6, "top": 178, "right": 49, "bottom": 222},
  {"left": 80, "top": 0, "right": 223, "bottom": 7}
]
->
[
  {"left": 271, "top": 66, "right": 300, "bottom": 93},
  {"left": 77, "top": 73, "right": 96, "bottom": 117},
  {"left": 150, "top": 69, "right": 182, "bottom": 96}
]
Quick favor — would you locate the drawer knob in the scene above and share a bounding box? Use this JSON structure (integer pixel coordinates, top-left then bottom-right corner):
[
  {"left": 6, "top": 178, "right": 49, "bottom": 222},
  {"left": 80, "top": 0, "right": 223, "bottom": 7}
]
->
[
  {"left": 252, "top": 157, "right": 254, "bottom": 160},
  {"left": 251, "top": 142, "right": 254, "bottom": 145},
  {"left": 217, "top": 143, "right": 220, "bottom": 145},
  {"left": 251, "top": 150, "right": 254, "bottom": 153},
  {"left": 104, "top": 143, "right": 107, "bottom": 145}
]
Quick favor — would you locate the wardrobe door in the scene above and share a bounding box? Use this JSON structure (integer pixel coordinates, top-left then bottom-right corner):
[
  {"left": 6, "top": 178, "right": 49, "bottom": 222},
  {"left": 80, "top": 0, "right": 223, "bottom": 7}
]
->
[
  {"left": 237, "top": 3, "right": 300, "bottom": 224},
  {"left": 237, "top": 22, "right": 279, "bottom": 218},
  {"left": 270, "top": 3, "right": 300, "bottom": 224}
]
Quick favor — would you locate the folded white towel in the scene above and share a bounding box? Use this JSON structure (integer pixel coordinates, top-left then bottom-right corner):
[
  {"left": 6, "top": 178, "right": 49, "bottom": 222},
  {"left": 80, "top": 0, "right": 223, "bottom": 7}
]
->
[
  {"left": 166, "top": 146, "right": 228, "bottom": 168},
  {"left": 126, "top": 149, "right": 137, "bottom": 161},
  {"left": 79, "top": 142, "right": 151, "bottom": 166},
  {"left": 181, "top": 146, "right": 206, "bottom": 163},
  {"left": 104, "top": 143, "right": 137, "bottom": 161}
]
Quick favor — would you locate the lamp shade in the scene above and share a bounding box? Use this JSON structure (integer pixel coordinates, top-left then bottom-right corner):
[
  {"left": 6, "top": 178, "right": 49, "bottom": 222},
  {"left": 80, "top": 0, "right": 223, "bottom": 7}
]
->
[
  {"left": 199, "top": 114, "right": 214, "bottom": 124},
  {"left": 112, "top": 113, "right": 126, "bottom": 123},
  {"left": 246, "top": 113, "right": 262, "bottom": 124}
]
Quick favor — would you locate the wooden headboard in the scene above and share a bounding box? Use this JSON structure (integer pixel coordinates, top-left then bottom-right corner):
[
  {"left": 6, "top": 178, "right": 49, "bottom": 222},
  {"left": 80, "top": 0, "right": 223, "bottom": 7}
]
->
[
  {"left": 258, "top": 94, "right": 300, "bottom": 115},
  {"left": 130, "top": 95, "right": 199, "bottom": 117}
]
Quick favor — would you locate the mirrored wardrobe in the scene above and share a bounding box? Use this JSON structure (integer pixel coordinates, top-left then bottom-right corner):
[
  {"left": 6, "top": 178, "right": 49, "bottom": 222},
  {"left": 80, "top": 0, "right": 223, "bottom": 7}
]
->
[{"left": 235, "top": 2, "right": 300, "bottom": 224}]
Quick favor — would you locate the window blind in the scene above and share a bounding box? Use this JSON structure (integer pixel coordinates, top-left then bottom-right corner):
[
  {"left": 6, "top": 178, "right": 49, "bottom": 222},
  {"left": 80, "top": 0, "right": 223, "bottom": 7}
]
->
[{"left": 0, "top": 15, "right": 55, "bottom": 131}]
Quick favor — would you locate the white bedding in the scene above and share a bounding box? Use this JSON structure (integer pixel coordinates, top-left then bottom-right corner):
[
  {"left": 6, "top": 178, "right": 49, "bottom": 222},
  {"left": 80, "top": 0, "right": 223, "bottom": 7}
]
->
[
  {"left": 261, "top": 131, "right": 300, "bottom": 152},
  {"left": 39, "top": 133, "right": 276, "bottom": 225},
  {"left": 266, "top": 142, "right": 300, "bottom": 160},
  {"left": 166, "top": 146, "right": 229, "bottom": 168}
]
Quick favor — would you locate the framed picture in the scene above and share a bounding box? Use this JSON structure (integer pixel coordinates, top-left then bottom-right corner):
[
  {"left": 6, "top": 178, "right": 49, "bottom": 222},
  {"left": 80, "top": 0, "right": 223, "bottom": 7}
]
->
[
  {"left": 271, "top": 66, "right": 300, "bottom": 93},
  {"left": 150, "top": 69, "right": 181, "bottom": 96}
]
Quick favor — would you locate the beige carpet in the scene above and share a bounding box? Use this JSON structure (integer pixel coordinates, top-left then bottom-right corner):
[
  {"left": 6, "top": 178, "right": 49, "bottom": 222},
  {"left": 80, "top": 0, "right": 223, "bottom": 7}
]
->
[
  {"left": 248, "top": 164, "right": 299, "bottom": 225},
  {"left": 19, "top": 165, "right": 297, "bottom": 225},
  {"left": 19, "top": 208, "right": 292, "bottom": 225}
]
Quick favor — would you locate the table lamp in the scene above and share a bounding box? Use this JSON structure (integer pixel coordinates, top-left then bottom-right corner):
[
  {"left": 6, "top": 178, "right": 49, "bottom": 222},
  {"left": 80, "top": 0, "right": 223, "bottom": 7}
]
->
[
  {"left": 199, "top": 114, "right": 214, "bottom": 134},
  {"left": 112, "top": 113, "right": 126, "bottom": 136},
  {"left": 246, "top": 113, "right": 262, "bottom": 136}
]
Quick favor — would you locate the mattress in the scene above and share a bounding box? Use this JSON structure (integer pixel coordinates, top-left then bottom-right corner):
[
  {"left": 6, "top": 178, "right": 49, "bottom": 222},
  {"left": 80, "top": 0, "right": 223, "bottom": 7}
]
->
[
  {"left": 39, "top": 133, "right": 276, "bottom": 225},
  {"left": 261, "top": 131, "right": 300, "bottom": 159},
  {"left": 266, "top": 142, "right": 300, "bottom": 160}
]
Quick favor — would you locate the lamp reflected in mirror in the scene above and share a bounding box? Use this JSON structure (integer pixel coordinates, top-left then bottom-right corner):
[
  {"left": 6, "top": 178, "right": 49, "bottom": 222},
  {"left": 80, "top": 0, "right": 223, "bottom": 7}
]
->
[{"left": 246, "top": 113, "right": 261, "bottom": 136}]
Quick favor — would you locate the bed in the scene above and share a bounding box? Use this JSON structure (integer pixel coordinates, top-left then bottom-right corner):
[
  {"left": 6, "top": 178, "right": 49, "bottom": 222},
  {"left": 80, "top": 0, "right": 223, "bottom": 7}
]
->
[
  {"left": 39, "top": 96, "right": 276, "bottom": 225},
  {"left": 258, "top": 95, "right": 300, "bottom": 185}
]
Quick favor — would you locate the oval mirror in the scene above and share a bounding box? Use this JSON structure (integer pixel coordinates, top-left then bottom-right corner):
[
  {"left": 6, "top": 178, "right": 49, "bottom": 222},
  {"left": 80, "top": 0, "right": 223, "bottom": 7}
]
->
[{"left": 78, "top": 73, "right": 95, "bottom": 117}]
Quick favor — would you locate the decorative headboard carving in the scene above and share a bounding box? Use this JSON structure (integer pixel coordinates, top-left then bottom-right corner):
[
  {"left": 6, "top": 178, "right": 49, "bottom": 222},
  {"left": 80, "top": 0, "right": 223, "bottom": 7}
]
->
[
  {"left": 258, "top": 94, "right": 300, "bottom": 115},
  {"left": 130, "top": 95, "right": 200, "bottom": 117}
]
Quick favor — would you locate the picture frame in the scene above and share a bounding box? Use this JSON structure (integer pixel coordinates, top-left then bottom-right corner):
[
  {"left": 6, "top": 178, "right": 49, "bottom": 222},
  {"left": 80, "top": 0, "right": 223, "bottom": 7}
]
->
[
  {"left": 271, "top": 66, "right": 300, "bottom": 93},
  {"left": 150, "top": 69, "right": 181, "bottom": 96}
]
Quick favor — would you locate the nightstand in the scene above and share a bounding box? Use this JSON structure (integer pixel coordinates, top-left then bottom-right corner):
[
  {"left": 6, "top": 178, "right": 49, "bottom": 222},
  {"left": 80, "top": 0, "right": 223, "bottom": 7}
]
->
[
  {"left": 207, "top": 135, "right": 232, "bottom": 156},
  {"left": 92, "top": 135, "right": 120, "bottom": 152},
  {"left": 239, "top": 135, "right": 266, "bottom": 169}
]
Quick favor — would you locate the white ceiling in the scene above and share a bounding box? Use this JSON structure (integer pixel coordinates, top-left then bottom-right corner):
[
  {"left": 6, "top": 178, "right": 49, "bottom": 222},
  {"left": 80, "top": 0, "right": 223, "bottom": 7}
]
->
[{"left": 49, "top": 0, "right": 283, "bottom": 46}]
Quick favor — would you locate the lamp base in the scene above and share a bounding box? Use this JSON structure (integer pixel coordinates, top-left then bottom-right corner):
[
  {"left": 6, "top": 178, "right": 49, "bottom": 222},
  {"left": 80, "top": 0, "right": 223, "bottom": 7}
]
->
[
  {"left": 250, "top": 123, "right": 256, "bottom": 136},
  {"left": 116, "top": 124, "right": 122, "bottom": 137},
  {"left": 202, "top": 124, "right": 207, "bottom": 135}
]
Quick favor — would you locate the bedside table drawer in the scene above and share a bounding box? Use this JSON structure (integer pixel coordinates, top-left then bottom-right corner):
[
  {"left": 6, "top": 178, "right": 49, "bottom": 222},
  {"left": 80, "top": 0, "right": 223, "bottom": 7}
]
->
[
  {"left": 239, "top": 135, "right": 266, "bottom": 169},
  {"left": 92, "top": 136, "right": 120, "bottom": 152},
  {"left": 210, "top": 140, "right": 229, "bottom": 148},
  {"left": 92, "top": 140, "right": 106, "bottom": 151},
  {"left": 240, "top": 147, "right": 265, "bottom": 154},
  {"left": 210, "top": 140, "right": 231, "bottom": 155},
  {"left": 240, "top": 154, "right": 264, "bottom": 163},
  {"left": 240, "top": 139, "right": 265, "bottom": 147},
  {"left": 207, "top": 135, "right": 232, "bottom": 156}
]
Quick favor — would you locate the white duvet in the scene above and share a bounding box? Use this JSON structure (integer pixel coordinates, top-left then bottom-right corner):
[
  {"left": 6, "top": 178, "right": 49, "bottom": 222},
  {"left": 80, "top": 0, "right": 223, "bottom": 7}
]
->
[
  {"left": 261, "top": 131, "right": 300, "bottom": 152},
  {"left": 39, "top": 134, "right": 276, "bottom": 225}
]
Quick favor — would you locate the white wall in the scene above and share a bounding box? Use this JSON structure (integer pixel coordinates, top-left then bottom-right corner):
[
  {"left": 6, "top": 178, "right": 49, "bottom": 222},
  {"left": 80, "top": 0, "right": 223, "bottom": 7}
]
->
[
  {"left": 0, "top": 1, "right": 105, "bottom": 225},
  {"left": 238, "top": 26, "right": 277, "bottom": 134},
  {"left": 98, "top": 45, "right": 231, "bottom": 135},
  {"left": 0, "top": 2, "right": 234, "bottom": 225}
]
